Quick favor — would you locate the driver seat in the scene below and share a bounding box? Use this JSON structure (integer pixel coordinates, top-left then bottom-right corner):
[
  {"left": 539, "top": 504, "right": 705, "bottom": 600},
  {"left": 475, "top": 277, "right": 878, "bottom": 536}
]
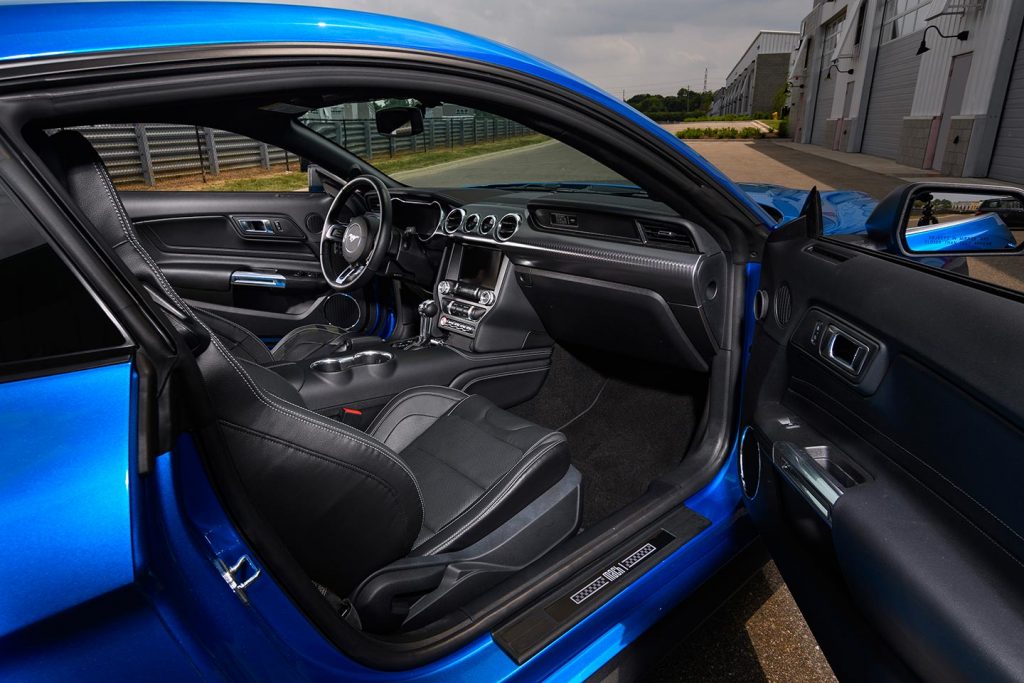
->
[
  {"left": 45, "top": 129, "right": 582, "bottom": 632},
  {"left": 45, "top": 130, "right": 359, "bottom": 364}
]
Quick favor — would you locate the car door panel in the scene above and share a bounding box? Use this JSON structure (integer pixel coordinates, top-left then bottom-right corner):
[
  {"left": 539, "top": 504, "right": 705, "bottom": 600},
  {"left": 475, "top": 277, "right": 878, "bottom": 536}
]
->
[
  {"left": 742, "top": 225, "right": 1024, "bottom": 681},
  {"left": 121, "top": 191, "right": 346, "bottom": 338}
]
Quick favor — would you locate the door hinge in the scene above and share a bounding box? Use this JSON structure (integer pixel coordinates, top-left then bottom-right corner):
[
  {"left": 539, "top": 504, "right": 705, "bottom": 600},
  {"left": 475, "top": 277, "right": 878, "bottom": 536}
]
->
[{"left": 215, "top": 555, "right": 261, "bottom": 605}]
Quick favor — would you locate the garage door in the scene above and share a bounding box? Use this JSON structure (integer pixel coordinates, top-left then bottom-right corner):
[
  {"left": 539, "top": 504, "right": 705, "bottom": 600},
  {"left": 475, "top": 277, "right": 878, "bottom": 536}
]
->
[
  {"left": 989, "top": 25, "right": 1024, "bottom": 183},
  {"left": 862, "top": 34, "right": 922, "bottom": 159},
  {"left": 811, "top": 67, "right": 836, "bottom": 145}
]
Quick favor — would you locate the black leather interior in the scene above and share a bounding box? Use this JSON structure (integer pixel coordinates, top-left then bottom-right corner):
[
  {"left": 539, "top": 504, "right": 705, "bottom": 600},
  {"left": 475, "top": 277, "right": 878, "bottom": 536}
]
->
[
  {"left": 43, "top": 132, "right": 353, "bottom": 365},
  {"left": 742, "top": 215, "right": 1024, "bottom": 681},
  {"left": 47, "top": 130, "right": 581, "bottom": 625},
  {"left": 368, "top": 386, "right": 570, "bottom": 554}
]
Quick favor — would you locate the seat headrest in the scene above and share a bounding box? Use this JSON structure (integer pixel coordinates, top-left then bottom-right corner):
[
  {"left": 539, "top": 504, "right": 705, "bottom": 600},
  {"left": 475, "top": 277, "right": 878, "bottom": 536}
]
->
[{"left": 43, "top": 129, "right": 211, "bottom": 353}]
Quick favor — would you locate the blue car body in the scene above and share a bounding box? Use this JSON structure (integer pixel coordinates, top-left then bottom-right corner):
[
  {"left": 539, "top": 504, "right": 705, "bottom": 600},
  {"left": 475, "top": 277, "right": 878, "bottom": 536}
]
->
[{"left": 0, "top": 3, "right": 888, "bottom": 681}]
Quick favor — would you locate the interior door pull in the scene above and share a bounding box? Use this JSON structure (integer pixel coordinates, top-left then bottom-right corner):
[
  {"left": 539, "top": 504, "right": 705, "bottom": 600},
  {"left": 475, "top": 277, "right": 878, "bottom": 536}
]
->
[
  {"left": 773, "top": 442, "right": 844, "bottom": 523},
  {"left": 231, "top": 271, "right": 286, "bottom": 288},
  {"left": 821, "top": 325, "right": 869, "bottom": 375}
]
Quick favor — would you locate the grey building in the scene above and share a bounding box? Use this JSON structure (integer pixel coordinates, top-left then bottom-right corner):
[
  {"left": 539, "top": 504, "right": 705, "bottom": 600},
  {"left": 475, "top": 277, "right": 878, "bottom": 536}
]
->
[
  {"left": 718, "top": 31, "right": 801, "bottom": 117},
  {"left": 789, "top": 0, "right": 1024, "bottom": 181}
]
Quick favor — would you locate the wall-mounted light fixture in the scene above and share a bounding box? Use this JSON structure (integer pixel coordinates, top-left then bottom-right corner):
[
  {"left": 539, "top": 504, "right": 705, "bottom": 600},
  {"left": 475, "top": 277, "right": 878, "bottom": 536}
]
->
[
  {"left": 826, "top": 61, "right": 855, "bottom": 80},
  {"left": 917, "top": 25, "right": 970, "bottom": 56}
]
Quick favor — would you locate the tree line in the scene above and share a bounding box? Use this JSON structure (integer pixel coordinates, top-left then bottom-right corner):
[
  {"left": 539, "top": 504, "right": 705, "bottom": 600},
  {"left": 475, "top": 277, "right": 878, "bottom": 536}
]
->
[{"left": 626, "top": 87, "right": 716, "bottom": 121}]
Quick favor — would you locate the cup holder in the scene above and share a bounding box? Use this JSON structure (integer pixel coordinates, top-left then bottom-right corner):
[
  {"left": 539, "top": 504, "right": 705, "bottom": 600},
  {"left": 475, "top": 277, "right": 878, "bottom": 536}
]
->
[
  {"left": 310, "top": 350, "right": 394, "bottom": 373},
  {"left": 739, "top": 425, "right": 762, "bottom": 499}
]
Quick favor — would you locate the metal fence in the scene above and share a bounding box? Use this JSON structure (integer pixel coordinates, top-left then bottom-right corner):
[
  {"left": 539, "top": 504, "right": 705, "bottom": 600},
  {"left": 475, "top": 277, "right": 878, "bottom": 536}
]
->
[{"left": 72, "top": 117, "right": 532, "bottom": 187}]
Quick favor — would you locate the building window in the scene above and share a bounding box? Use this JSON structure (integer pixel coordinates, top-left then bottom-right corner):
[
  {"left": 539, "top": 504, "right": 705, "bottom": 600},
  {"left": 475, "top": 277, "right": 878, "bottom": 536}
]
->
[
  {"left": 854, "top": 3, "right": 867, "bottom": 46},
  {"left": 823, "top": 11, "right": 847, "bottom": 55},
  {"left": 881, "top": 0, "right": 931, "bottom": 44}
]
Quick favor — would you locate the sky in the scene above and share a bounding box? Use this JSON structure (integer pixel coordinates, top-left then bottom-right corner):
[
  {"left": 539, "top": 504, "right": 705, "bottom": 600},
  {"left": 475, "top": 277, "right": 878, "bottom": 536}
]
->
[{"left": 264, "top": 0, "right": 811, "bottom": 98}]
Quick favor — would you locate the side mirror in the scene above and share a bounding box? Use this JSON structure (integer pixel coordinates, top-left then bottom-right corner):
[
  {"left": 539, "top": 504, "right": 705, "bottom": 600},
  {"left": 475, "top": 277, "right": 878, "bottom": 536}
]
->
[
  {"left": 375, "top": 107, "right": 424, "bottom": 137},
  {"left": 866, "top": 183, "right": 1024, "bottom": 255}
]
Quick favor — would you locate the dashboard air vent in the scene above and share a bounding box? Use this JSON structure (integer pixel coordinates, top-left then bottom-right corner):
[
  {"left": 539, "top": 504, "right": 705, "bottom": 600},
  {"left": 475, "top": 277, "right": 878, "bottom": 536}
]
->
[
  {"left": 480, "top": 215, "right": 496, "bottom": 235},
  {"left": 638, "top": 219, "right": 696, "bottom": 252},
  {"left": 464, "top": 213, "right": 481, "bottom": 233},
  {"left": 444, "top": 208, "right": 465, "bottom": 234},
  {"left": 496, "top": 213, "right": 521, "bottom": 241}
]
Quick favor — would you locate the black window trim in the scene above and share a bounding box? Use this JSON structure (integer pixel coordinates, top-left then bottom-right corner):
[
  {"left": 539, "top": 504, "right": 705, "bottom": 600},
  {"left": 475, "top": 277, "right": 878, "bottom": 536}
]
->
[
  {"left": 820, "top": 234, "right": 1024, "bottom": 305},
  {"left": 0, "top": 175, "right": 135, "bottom": 382}
]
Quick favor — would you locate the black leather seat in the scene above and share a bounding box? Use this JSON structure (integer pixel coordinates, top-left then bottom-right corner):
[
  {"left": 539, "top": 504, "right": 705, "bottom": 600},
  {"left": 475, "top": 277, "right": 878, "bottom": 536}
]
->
[
  {"left": 195, "top": 307, "right": 356, "bottom": 364},
  {"left": 46, "top": 130, "right": 581, "bottom": 631},
  {"left": 367, "top": 386, "right": 571, "bottom": 553}
]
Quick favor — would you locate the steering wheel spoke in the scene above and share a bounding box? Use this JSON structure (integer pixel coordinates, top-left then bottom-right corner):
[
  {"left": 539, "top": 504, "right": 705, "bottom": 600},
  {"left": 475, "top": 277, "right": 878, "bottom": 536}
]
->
[
  {"left": 335, "top": 263, "right": 364, "bottom": 286},
  {"left": 324, "top": 223, "right": 348, "bottom": 242},
  {"left": 320, "top": 175, "right": 393, "bottom": 292}
]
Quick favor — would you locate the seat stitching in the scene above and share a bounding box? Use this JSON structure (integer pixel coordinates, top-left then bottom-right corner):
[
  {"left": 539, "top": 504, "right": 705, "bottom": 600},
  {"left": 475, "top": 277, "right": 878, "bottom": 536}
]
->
[
  {"left": 220, "top": 421, "right": 414, "bottom": 535},
  {"left": 420, "top": 438, "right": 565, "bottom": 554},
  {"left": 220, "top": 421, "right": 402, "bottom": 501},
  {"left": 196, "top": 307, "right": 268, "bottom": 352},
  {"left": 367, "top": 386, "right": 467, "bottom": 435},
  {"left": 376, "top": 412, "right": 456, "bottom": 448},
  {"left": 92, "top": 161, "right": 425, "bottom": 514}
]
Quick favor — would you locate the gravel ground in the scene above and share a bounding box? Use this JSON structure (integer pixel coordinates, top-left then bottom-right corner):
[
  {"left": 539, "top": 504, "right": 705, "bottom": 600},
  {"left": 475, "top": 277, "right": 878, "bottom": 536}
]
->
[{"left": 645, "top": 562, "right": 837, "bottom": 682}]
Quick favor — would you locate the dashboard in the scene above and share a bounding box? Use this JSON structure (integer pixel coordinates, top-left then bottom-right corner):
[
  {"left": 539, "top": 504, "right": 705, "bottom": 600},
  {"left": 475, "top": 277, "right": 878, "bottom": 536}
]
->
[{"left": 382, "top": 187, "right": 730, "bottom": 370}]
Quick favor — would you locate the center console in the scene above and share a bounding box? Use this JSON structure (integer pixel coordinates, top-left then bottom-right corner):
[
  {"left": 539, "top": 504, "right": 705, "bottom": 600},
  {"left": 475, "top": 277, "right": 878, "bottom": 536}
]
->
[
  {"left": 436, "top": 244, "right": 504, "bottom": 339},
  {"left": 275, "top": 243, "right": 554, "bottom": 427}
]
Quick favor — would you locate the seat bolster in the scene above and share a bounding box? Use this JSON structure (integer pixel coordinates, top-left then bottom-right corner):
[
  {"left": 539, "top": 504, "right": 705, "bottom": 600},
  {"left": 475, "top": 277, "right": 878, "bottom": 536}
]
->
[
  {"left": 271, "top": 324, "right": 352, "bottom": 362},
  {"left": 412, "top": 430, "right": 571, "bottom": 556},
  {"left": 367, "top": 386, "right": 469, "bottom": 452},
  {"left": 194, "top": 307, "right": 275, "bottom": 365}
]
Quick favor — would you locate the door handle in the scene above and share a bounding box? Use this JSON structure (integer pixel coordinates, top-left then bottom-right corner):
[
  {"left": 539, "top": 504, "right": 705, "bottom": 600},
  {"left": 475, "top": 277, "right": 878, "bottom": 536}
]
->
[
  {"left": 230, "top": 271, "right": 286, "bottom": 288},
  {"left": 820, "top": 325, "right": 869, "bottom": 375}
]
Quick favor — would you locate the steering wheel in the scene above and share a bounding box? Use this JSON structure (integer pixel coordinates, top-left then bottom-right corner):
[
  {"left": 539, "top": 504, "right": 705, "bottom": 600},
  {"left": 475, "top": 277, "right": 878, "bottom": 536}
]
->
[{"left": 320, "top": 175, "right": 394, "bottom": 291}]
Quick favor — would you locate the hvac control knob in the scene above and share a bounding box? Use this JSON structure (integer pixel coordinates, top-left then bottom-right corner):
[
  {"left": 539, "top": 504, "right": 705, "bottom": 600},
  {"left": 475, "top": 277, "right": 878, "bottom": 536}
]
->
[
  {"left": 437, "top": 280, "right": 453, "bottom": 295},
  {"left": 478, "top": 289, "right": 495, "bottom": 306}
]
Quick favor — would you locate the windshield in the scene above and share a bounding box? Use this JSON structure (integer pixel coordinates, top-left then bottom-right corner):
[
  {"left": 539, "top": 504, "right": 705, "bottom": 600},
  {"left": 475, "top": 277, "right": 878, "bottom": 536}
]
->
[{"left": 298, "top": 101, "right": 633, "bottom": 190}]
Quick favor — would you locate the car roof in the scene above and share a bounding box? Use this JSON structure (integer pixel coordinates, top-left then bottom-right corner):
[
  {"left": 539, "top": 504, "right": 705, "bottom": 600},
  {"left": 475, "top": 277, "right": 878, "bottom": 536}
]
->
[{"left": 0, "top": 1, "right": 771, "bottom": 223}]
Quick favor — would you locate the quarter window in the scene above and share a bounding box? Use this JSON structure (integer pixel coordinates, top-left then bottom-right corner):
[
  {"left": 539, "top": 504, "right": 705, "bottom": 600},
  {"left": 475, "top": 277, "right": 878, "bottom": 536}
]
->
[{"left": 0, "top": 185, "right": 124, "bottom": 370}]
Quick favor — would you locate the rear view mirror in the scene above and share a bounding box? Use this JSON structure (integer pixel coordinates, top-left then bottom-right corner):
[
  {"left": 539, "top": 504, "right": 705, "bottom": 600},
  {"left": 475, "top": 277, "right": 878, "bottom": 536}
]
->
[
  {"left": 375, "top": 107, "right": 424, "bottom": 137},
  {"left": 868, "top": 184, "right": 1024, "bottom": 255}
]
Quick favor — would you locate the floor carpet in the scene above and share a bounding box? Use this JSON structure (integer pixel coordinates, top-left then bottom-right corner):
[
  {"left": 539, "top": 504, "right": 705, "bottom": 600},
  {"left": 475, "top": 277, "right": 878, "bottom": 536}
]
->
[{"left": 512, "top": 345, "right": 706, "bottom": 527}]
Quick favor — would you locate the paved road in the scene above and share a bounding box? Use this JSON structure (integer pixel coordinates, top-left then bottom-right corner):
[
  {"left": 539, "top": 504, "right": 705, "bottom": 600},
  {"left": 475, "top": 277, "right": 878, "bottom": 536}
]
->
[
  {"left": 395, "top": 136, "right": 906, "bottom": 199},
  {"left": 394, "top": 139, "right": 627, "bottom": 187}
]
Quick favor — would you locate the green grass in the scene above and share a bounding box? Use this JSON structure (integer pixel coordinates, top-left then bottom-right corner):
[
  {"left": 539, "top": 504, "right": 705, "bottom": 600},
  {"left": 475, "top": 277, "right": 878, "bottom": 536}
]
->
[
  {"left": 757, "top": 119, "right": 782, "bottom": 131},
  {"left": 675, "top": 127, "right": 766, "bottom": 140},
  {"left": 174, "top": 134, "right": 549, "bottom": 192}
]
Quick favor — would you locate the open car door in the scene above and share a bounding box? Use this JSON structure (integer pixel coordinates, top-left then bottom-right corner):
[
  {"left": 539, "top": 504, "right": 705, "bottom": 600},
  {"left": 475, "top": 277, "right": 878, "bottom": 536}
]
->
[{"left": 740, "top": 191, "right": 1024, "bottom": 681}]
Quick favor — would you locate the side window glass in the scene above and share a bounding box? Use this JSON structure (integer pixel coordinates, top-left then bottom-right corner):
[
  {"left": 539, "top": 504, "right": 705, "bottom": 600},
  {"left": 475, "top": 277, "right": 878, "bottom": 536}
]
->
[
  {"left": 0, "top": 186, "right": 124, "bottom": 370},
  {"left": 67, "top": 124, "right": 304, "bottom": 192}
]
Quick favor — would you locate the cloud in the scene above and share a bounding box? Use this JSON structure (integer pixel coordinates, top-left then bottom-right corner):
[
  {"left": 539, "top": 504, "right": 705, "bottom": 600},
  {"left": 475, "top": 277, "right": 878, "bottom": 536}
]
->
[{"left": 320, "top": 0, "right": 809, "bottom": 96}]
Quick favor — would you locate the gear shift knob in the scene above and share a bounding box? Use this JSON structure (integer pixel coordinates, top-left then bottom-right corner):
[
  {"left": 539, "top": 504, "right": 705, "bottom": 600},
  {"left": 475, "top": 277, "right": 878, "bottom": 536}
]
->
[
  {"left": 415, "top": 299, "right": 439, "bottom": 346},
  {"left": 419, "top": 300, "right": 439, "bottom": 318}
]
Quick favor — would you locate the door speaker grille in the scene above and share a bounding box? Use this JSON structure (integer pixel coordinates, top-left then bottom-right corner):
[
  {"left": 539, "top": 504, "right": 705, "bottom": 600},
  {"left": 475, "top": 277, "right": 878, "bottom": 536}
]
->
[
  {"left": 324, "top": 293, "right": 362, "bottom": 331},
  {"left": 774, "top": 284, "right": 793, "bottom": 326}
]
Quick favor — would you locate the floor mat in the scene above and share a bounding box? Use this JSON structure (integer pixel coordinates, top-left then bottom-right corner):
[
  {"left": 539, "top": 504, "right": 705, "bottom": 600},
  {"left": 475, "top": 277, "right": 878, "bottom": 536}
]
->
[{"left": 512, "top": 346, "right": 705, "bottom": 527}]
